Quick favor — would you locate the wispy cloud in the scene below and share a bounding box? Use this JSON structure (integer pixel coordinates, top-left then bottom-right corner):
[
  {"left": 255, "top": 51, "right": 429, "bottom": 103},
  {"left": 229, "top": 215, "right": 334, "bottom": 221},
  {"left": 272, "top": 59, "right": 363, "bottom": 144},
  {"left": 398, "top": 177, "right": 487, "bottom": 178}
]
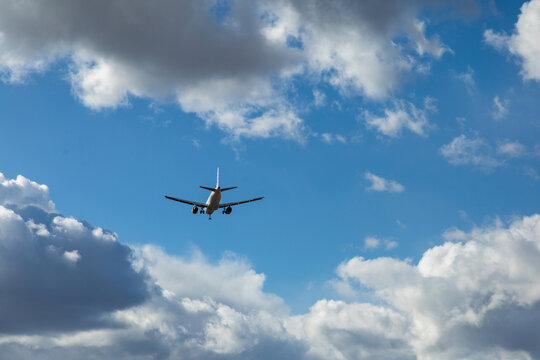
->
[
  {"left": 497, "top": 139, "right": 526, "bottom": 157},
  {"left": 363, "top": 97, "right": 436, "bottom": 138},
  {"left": 312, "top": 89, "right": 326, "bottom": 107},
  {"left": 364, "top": 236, "right": 399, "bottom": 251},
  {"left": 364, "top": 236, "right": 380, "bottom": 250},
  {"left": 321, "top": 133, "right": 347, "bottom": 144},
  {"left": 385, "top": 240, "right": 399, "bottom": 250},
  {"left": 493, "top": 95, "right": 509, "bottom": 119},
  {"left": 365, "top": 172, "right": 404, "bottom": 193},
  {"left": 456, "top": 66, "right": 475, "bottom": 93},
  {"left": 440, "top": 134, "right": 500, "bottom": 170}
]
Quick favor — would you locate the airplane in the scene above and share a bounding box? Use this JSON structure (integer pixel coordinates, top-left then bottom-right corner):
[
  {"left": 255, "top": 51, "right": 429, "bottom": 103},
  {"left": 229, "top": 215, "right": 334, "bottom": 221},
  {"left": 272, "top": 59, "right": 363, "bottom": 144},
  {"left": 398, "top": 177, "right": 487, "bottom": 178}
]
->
[{"left": 164, "top": 168, "right": 264, "bottom": 220}]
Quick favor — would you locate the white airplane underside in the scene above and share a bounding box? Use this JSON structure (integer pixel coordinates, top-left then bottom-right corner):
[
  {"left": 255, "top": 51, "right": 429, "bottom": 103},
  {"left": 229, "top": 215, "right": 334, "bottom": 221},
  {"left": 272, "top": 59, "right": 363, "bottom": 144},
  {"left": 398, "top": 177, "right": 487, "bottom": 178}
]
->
[{"left": 164, "top": 168, "right": 264, "bottom": 219}]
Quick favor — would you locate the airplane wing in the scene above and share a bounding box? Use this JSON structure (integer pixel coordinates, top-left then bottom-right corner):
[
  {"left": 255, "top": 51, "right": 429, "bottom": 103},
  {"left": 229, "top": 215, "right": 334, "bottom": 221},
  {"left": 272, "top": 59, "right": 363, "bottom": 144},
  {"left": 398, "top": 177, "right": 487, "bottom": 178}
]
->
[
  {"left": 219, "top": 197, "right": 264, "bottom": 208},
  {"left": 164, "top": 195, "right": 207, "bottom": 208}
]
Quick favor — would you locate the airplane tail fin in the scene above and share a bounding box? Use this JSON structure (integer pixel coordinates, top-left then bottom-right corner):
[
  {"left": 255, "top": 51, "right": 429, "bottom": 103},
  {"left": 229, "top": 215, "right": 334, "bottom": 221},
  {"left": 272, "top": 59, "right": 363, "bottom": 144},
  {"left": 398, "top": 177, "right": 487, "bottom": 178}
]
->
[{"left": 200, "top": 169, "right": 234, "bottom": 191}]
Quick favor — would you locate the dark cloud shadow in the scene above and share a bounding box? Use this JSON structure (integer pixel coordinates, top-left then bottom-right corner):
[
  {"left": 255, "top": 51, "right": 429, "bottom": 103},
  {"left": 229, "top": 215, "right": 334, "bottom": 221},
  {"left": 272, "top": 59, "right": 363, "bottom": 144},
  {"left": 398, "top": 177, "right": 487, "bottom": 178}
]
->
[{"left": 0, "top": 205, "right": 150, "bottom": 334}]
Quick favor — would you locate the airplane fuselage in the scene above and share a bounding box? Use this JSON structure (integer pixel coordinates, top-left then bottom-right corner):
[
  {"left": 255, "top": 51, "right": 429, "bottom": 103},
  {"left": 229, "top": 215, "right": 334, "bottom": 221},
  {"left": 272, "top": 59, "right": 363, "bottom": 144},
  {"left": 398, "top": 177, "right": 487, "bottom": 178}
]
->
[{"left": 205, "top": 188, "right": 221, "bottom": 214}]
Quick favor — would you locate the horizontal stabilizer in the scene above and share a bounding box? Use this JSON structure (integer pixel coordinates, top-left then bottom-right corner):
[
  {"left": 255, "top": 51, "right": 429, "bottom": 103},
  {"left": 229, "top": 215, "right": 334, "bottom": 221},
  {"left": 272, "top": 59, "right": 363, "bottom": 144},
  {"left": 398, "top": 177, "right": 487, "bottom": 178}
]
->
[
  {"left": 200, "top": 186, "right": 216, "bottom": 191},
  {"left": 220, "top": 186, "right": 237, "bottom": 191}
]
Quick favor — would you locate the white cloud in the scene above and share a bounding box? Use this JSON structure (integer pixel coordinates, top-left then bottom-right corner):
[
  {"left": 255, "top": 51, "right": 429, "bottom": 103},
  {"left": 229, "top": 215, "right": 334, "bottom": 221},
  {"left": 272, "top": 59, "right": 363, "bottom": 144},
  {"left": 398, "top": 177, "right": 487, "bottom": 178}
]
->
[
  {"left": 63, "top": 250, "right": 81, "bottom": 263},
  {"left": 485, "top": 0, "right": 540, "bottom": 82},
  {"left": 313, "top": 89, "right": 326, "bottom": 107},
  {"left": 53, "top": 216, "right": 86, "bottom": 235},
  {"left": 364, "top": 236, "right": 380, "bottom": 250},
  {"left": 498, "top": 140, "right": 527, "bottom": 157},
  {"left": 493, "top": 95, "right": 509, "bottom": 119},
  {"left": 365, "top": 172, "right": 405, "bottom": 193},
  {"left": 0, "top": 173, "right": 55, "bottom": 212},
  {"left": 364, "top": 98, "right": 435, "bottom": 138},
  {"left": 483, "top": 29, "right": 508, "bottom": 51},
  {"left": 321, "top": 133, "right": 333, "bottom": 143},
  {"left": 0, "top": 0, "right": 450, "bottom": 140},
  {"left": 456, "top": 66, "right": 475, "bottom": 93},
  {"left": 440, "top": 134, "right": 500, "bottom": 169},
  {"left": 133, "top": 245, "right": 286, "bottom": 314},
  {"left": 336, "top": 215, "right": 540, "bottom": 359},
  {"left": 286, "top": 300, "right": 414, "bottom": 360},
  {"left": 26, "top": 219, "right": 50, "bottom": 236},
  {"left": 363, "top": 236, "right": 398, "bottom": 251},
  {"left": 274, "top": 2, "right": 449, "bottom": 99},
  {"left": 92, "top": 227, "right": 118, "bottom": 242},
  {"left": 320, "top": 133, "right": 347, "bottom": 144},
  {"left": 525, "top": 167, "right": 540, "bottom": 180}
]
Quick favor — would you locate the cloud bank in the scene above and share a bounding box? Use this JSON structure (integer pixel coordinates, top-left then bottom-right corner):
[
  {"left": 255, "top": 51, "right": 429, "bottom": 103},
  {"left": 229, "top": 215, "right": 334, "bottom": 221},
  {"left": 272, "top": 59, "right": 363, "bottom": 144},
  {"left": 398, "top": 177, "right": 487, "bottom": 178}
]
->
[{"left": 3, "top": 172, "right": 540, "bottom": 359}]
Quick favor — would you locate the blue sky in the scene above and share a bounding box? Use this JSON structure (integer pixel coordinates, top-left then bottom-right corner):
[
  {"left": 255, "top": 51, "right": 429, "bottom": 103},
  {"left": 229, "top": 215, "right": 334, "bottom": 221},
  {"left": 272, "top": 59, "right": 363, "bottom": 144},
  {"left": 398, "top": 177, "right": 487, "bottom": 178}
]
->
[{"left": 1, "top": 1, "right": 540, "bottom": 358}]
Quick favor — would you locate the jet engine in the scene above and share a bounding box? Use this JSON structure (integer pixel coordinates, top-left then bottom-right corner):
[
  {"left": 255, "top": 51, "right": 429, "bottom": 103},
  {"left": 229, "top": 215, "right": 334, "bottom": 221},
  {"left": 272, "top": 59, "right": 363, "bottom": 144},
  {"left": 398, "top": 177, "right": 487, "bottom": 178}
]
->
[
  {"left": 192, "top": 206, "right": 198, "bottom": 214},
  {"left": 224, "top": 206, "right": 232, "bottom": 214}
]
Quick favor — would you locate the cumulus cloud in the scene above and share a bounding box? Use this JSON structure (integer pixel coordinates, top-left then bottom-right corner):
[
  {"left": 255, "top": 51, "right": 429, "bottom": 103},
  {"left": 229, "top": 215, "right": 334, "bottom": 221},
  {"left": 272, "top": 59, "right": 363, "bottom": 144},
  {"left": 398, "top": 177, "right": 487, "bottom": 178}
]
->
[
  {"left": 286, "top": 300, "right": 414, "bottom": 360},
  {"left": 335, "top": 215, "right": 540, "bottom": 359},
  {"left": 133, "top": 245, "right": 286, "bottom": 314},
  {"left": 5, "top": 171, "right": 540, "bottom": 359},
  {"left": 485, "top": 0, "right": 540, "bottom": 82},
  {"left": 0, "top": 207, "right": 148, "bottom": 334},
  {"left": 0, "top": 173, "right": 55, "bottom": 212},
  {"left": 365, "top": 172, "right": 405, "bottom": 193},
  {"left": 440, "top": 134, "right": 500, "bottom": 169},
  {"left": 274, "top": 1, "right": 449, "bottom": 98},
  {"left": 0, "top": 0, "right": 452, "bottom": 140},
  {"left": 363, "top": 98, "right": 435, "bottom": 138}
]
